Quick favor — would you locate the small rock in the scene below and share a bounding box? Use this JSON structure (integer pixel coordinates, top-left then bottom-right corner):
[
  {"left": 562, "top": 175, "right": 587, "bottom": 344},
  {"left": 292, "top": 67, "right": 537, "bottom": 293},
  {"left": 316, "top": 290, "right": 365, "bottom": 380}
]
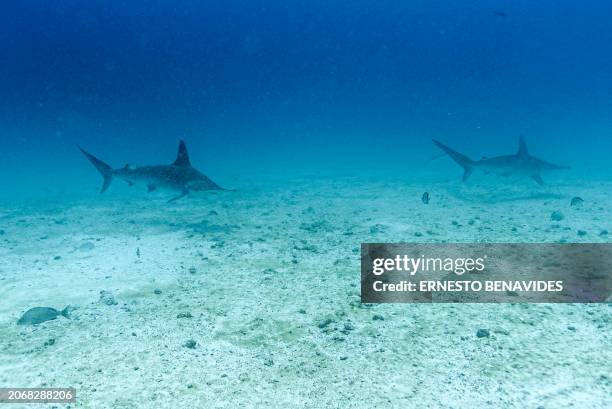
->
[
  {"left": 318, "top": 318, "right": 333, "bottom": 329},
  {"left": 493, "top": 329, "right": 510, "bottom": 335},
  {"left": 369, "top": 224, "right": 387, "bottom": 234},
  {"left": 0, "top": 229, "right": 5, "bottom": 235},
  {"left": 343, "top": 322, "right": 355, "bottom": 331},
  {"left": 183, "top": 339, "right": 197, "bottom": 349},
  {"left": 188, "top": 267, "right": 197, "bottom": 274},
  {"left": 208, "top": 210, "right": 218, "bottom": 216},
  {"left": 99, "top": 290, "right": 118, "bottom": 306},
  {"left": 600, "top": 230, "right": 608, "bottom": 236},
  {"left": 53, "top": 256, "right": 62, "bottom": 260},
  {"left": 372, "top": 314, "right": 385, "bottom": 321},
  {"left": 153, "top": 289, "right": 162, "bottom": 295},
  {"left": 298, "top": 309, "right": 306, "bottom": 314},
  {"left": 567, "top": 326, "right": 576, "bottom": 331},
  {"left": 577, "top": 230, "right": 587, "bottom": 237},
  {"left": 294, "top": 243, "right": 317, "bottom": 252},
  {"left": 177, "top": 312, "right": 193, "bottom": 319},
  {"left": 44, "top": 338, "right": 55, "bottom": 346},
  {"left": 78, "top": 242, "right": 95, "bottom": 251},
  {"left": 550, "top": 211, "right": 564, "bottom": 222},
  {"left": 476, "top": 329, "right": 490, "bottom": 338},
  {"left": 570, "top": 197, "right": 584, "bottom": 207},
  {"left": 300, "top": 221, "right": 329, "bottom": 233}
]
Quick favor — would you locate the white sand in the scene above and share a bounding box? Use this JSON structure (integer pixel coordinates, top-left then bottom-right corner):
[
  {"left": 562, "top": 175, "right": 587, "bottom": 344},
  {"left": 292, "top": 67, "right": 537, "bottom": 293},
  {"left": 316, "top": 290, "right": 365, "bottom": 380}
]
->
[{"left": 0, "top": 177, "right": 610, "bottom": 408}]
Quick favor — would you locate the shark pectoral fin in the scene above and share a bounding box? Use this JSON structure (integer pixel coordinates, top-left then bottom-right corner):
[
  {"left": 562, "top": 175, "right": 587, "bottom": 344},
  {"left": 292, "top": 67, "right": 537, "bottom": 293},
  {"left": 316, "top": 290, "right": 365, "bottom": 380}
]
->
[
  {"left": 101, "top": 177, "right": 113, "bottom": 193},
  {"left": 531, "top": 174, "right": 544, "bottom": 185},
  {"left": 168, "top": 188, "right": 189, "bottom": 203},
  {"left": 462, "top": 168, "right": 473, "bottom": 182},
  {"left": 147, "top": 184, "right": 157, "bottom": 193}
]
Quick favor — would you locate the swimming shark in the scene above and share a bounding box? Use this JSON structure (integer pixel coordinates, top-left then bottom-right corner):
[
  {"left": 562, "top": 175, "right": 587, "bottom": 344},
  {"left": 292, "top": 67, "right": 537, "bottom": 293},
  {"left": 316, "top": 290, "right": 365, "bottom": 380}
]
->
[
  {"left": 79, "top": 140, "right": 227, "bottom": 201},
  {"left": 433, "top": 137, "right": 568, "bottom": 185}
]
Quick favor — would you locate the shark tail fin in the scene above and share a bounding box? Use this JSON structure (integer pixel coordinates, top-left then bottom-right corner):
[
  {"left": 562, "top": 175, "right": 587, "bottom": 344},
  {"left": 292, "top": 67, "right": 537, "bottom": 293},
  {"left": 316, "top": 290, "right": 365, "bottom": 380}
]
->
[
  {"left": 531, "top": 174, "right": 544, "bottom": 185},
  {"left": 79, "top": 146, "right": 114, "bottom": 193},
  {"left": 60, "top": 306, "right": 71, "bottom": 319},
  {"left": 432, "top": 139, "right": 475, "bottom": 182}
]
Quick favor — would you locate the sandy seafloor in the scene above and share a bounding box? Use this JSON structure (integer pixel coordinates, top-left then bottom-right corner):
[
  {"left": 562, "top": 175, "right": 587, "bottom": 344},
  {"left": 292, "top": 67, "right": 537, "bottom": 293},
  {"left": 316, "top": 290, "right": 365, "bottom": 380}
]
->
[{"left": 0, "top": 176, "right": 610, "bottom": 409}]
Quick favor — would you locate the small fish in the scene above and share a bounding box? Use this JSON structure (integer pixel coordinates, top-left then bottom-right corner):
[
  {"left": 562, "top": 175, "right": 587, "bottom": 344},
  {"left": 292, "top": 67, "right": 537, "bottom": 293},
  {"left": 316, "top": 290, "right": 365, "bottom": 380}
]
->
[
  {"left": 570, "top": 197, "right": 584, "bottom": 207},
  {"left": 17, "top": 307, "right": 70, "bottom": 325},
  {"left": 421, "top": 192, "right": 430, "bottom": 204}
]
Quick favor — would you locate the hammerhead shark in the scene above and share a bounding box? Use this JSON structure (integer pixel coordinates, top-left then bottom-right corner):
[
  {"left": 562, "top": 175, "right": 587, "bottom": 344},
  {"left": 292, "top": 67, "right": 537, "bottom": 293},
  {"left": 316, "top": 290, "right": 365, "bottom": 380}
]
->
[
  {"left": 433, "top": 137, "right": 568, "bottom": 185},
  {"left": 79, "top": 140, "right": 227, "bottom": 201}
]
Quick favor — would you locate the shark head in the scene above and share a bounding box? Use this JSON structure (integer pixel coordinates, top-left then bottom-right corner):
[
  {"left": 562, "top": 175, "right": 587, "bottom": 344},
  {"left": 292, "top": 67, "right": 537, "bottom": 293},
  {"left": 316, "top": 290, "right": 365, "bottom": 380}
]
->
[{"left": 516, "top": 136, "right": 569, "bottom": 171}]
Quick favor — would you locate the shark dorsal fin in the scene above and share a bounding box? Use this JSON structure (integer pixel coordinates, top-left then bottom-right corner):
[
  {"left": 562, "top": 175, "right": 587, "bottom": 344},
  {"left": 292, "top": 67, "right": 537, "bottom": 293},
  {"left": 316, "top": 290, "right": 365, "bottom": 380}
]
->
[
  {"left": 173, "top": 140, "right": 191, "bottom": 167},
  {"left": 517, "top": 136, "right": 529, "bottom": 157}
]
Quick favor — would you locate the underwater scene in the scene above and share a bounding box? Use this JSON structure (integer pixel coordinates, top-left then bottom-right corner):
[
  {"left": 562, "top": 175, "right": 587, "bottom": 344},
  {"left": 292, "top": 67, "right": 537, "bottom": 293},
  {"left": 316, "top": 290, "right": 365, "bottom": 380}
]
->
[{"left": 0, "top": 1, "right": 611, "bottom": 408}]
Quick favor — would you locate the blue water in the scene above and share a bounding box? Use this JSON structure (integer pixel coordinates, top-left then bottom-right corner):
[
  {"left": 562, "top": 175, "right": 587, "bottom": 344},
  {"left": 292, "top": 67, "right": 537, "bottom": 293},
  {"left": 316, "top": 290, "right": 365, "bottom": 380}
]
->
[
  {"left": 1, "top": 3, "right": 611, "bottom": 408},
  {"left": 1, "top": 1, "right": 611, "bottom": 201}
]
